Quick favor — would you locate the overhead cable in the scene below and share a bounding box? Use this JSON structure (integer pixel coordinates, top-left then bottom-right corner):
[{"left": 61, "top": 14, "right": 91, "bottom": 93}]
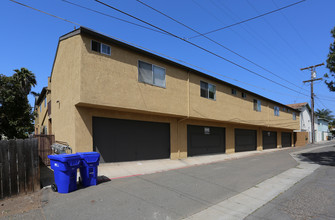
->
[
  {"left": 188, "top": 0, "right": 306, "bottom": 39},
  {"left": 136, "top": 0, "right": 309, "bottom": 92},
  {"left": 95, "top": 0, "right": 309, "bottom": 97}
]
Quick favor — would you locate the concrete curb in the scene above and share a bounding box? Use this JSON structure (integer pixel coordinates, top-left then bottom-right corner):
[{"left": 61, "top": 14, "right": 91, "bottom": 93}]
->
[{"left": 183, "top": 143, "right": 334, "bottom": 220}]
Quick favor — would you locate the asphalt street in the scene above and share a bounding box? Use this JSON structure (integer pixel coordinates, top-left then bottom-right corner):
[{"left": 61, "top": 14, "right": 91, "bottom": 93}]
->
[
  {"left": 245, "top": 145, "right": 335, "bottom": 220},
  {"left": 2, "top": 142, "right": 334, "bottom": 220}
]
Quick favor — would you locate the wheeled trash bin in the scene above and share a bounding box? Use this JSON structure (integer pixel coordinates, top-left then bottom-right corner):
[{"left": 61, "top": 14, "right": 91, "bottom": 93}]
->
[
  {"left": 48, "top": 154, "right": 81, "bottom": 193},
  {"left": 77, "top": 152, "right": 100, "bottom": 187}
]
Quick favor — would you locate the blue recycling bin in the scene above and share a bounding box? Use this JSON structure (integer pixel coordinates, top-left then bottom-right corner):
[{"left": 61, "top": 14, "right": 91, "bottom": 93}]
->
[
  {"left": 48, "top": 154, "right": 81, "bottom": 193},
  {"left": 77, "top": 152, "right": 100, "bottom": 187}
]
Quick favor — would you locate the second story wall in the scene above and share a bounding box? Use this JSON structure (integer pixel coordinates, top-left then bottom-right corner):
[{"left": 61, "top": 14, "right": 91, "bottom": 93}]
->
[
  {"left": 189, "top": 74, "right": 299, "bottom": 129},
  {"left": 79, "top": 34, "right": 189, "bottom": 117},
  {"left": 76, "top": 32, "right": 299, "bottom": 130}
]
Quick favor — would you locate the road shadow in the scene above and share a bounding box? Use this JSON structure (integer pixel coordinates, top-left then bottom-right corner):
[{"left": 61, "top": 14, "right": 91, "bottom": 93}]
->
[
  {"left": 97, "top": 175, "right": 111, "bottom": 185},
  {"left": 299, "top": 151, "right": 335, "bottom": 166},
  {"left": 40, "top": 162, "right": 54, "bottom": 188}
]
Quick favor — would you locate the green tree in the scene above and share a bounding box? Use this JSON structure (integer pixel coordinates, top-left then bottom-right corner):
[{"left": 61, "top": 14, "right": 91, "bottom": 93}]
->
[
  {"left": 325, "top": 27, "right": 335, "bottom": 91},
  {"left": 13, "top": 68, "right": 37, "bottom": 95},
  {"left": 315, "top": 108, "right": 334, "bottom": 121},
  {"left": 0, "top": 68, "right": 37, "bottom": 139}
]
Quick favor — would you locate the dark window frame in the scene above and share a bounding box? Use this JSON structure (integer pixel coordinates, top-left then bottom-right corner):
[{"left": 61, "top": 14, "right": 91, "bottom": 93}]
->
[
  {"left": 253, "top": 99, "right": 261, "bottom": 112},
  {"left": 138, "top": 60, "right": 166, "bottom": 88},
  {"left": 91, "top": 40, "right": 111, "bottom": 56},
  {"left": 200, "top": 81, "right": 216, "bottom": 100},
  {"left": 231, "top": 88, "right": 237, "bottom": 95},
  {"left": 274, "top": 106, "right": 280, "bottom": 116}
]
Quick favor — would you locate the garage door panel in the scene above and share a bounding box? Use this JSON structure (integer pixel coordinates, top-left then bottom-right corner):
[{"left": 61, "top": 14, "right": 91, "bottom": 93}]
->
[
  {"left": 93, "top": 117, "right": 170, "bottom": 163},
  {"left": 188, "top": 125, "right": 225, "bottom": 156},
  {"left": 191, "top": 135, "right": 221, "bottom": 148},
  {"left": 235, "top": 129, "right": 257, "bottom": 152},
  {"left": 262, "top": 131, "right": 277, "bottom": 150},
  {"left": 282, "top": 132, "right": 292, "bottom": 148}
]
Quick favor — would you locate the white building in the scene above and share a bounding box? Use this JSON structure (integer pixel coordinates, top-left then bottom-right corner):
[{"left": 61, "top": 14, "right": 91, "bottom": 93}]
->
[{"left": 287, "top": 102, "right": 316, "bottom": 143}]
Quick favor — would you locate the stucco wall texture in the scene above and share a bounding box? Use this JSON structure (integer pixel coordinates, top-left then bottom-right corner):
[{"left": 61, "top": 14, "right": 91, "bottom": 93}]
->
[{"left": 49, "top": 30, "right": 299, "bottom": 159}]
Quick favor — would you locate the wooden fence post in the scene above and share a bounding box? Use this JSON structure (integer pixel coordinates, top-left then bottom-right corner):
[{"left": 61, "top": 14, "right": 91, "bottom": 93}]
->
[
  {"left": 16, "top": 139, "right": 26, "bottom": 196},
  {"left": 0, "top": 141, "right": 10, "bottom": 199},
  {"left": 9, "top": 140, "right": 18, "bottom": 197}
]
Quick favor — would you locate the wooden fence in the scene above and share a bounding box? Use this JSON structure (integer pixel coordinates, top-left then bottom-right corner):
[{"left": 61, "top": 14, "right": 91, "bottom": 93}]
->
[
  {"left": 35, "top": 135, "right": 55, "bottom": 166},
  {"left": 0, "top": 138, "right": 40, "bottom": 200}
]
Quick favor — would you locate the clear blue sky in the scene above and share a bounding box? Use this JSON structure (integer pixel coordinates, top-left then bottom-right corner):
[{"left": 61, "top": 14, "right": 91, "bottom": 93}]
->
[{"left": 1, "top": 0, "right": 335, "bottom": 113}]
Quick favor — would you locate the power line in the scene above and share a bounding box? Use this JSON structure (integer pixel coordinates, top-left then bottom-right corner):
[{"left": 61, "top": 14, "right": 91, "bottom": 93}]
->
[
  {"left": 246, "top": 0, "right": 306, "bottom": 64},
  {"left": 188, "top": 0, "right": 306, "bottom": 39},
  {"left": 136, "top": 0, "right": 309, "bottom": 93},
  {"left": 271, "top": 0, "right": 320, "bottom": 60},
  {"left": 60, "top": 0, "right": 168, "bottom": 36},
  {"left": 210, "top": 0, "right": 304, "bottom": 79},
  {"left": 7, "top": 0, "right": 308, "bottom": 100},
  {"left": 315, "top": 96, "right": 328, "bottom": 109},
  {"left": 9, "top": 0, "right": 81, "bottom": 27},
  {"left": 95, "top": 0, "right": 309, "bottom": 97}
]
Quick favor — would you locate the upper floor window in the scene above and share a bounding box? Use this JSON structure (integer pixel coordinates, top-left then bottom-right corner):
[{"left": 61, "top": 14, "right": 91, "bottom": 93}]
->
[
  {"left": 200, "top": 81, "right": 216, "bottom": 100},
  {"left": 242, "top": 92, "right": 247, "bottom": 99},
  {"left": 274, "top": 106, "right": 280, "bottom": 116},
  {"left": 231, "top": 88, "right": 237, "bottom": 95},
  {"left": 91, "top": 40, "right": 111, "bottom": 55},
  {"left": 44, "top": 97, "right": 47, "bottom": 108},
  {"left": 282, "top": 107, "right": 286, "bottom": 112},
  {"left": 138, "top": 60, "right": 166, "bottom": 88},
  {"left": 293, "top": 112, "right": 296, "bottom": 120},
  {"left": 253, "top": 99, "right": 261, "bottom": 112}
]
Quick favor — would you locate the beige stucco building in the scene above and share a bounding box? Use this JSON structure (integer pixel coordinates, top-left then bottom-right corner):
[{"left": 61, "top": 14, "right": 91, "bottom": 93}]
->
[
  {"left": 35, "top": 27, "right": 300, "bottom": 162},
  {"left": 34, "top": 77, "right": 52, "bottom": 135}
]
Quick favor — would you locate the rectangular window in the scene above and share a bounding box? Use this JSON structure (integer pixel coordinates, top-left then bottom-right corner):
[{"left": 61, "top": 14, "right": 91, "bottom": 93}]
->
[
  {"left": 282, "top": 107, "right": 287, "bottom": 112},
  {"left": 242, "top": 92, "right": 246, "bottom": 99},
  {"left": 274, "top": 106, "right": 280, "bottom": 116},
  {"left": 231, "top": 88, "right": 237, "bottom": 95},
  {"left": 293, "top": 112, "right": 296, "bottom": 120},
  {"left": 91, "top": 40, "right": 111, "bottom": 55},
  {"left": 253, "top": 99, "right": 261, "bottom": 112},
  {"left": 91, "top": 40, "right": 101, "bottom": 53},
  {"left": 44, "top": 97, "right": 47, "bottom": 108},
  {"left": 200, "top": 81, "right": 216, "bottom": 100},
  {"left": 138, "top": 60, "right": 166, "bottom": 88}
]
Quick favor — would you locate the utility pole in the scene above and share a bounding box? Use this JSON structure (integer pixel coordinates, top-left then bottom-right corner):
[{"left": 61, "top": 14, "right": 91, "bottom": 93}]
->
[{"left": 301, "top": 63, "right": 324, "bottom": 144}]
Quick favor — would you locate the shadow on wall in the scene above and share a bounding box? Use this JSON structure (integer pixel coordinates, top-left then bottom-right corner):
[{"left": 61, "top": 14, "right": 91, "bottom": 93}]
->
[{"left": 299, "top": 149, "right": 335, "bottom": 166}]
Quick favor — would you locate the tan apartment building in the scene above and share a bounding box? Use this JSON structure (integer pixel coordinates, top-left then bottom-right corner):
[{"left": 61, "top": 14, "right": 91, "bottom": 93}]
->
[
  {"left": 34, "top": 78, "right": 52, "bottom": 135},
  {"left": 35, "top": 27, "right": 300, "bottom": 162}
]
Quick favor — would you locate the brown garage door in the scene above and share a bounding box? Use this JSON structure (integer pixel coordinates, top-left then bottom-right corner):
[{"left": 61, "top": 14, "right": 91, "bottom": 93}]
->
[
  {"left": 262, "top": 131, "right": 277, "bottom": 149},
  {"left": 93, "top": 117, "right": 170, "bottom": 162},
  {"left": 282, "top": 132, "right": 292, "bottom": 148},
  {"left": 235, "top": 129, "right": 257, "bottom": 152},
  {"left": 187, "top": 125, "right": 225, "bottom": 156}
]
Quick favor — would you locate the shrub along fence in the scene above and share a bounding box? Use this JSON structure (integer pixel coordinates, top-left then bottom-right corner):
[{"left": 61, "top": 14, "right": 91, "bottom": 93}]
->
[
  {"left": 35, "top": 134, "right": 55, "bottom": 166},
  {"left": 0, "top": 138, "right": 40, "bottom": 200}
]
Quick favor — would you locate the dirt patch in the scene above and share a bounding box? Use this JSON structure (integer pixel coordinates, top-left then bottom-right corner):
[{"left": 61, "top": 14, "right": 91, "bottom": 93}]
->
[{"left": 0, "top": 191, "right": 42, "bottom": 218}]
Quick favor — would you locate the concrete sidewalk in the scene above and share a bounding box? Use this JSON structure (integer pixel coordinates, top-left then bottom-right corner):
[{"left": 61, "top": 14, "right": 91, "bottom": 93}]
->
[
  {"left": 98, "top": 147, "right": 288, "bottom": 180},
  {"left": 91, "top": 140, "right": 334, "bottom": 180},
  {"left": 41, "top": 145, "right": 300, "bottom": 187}
]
